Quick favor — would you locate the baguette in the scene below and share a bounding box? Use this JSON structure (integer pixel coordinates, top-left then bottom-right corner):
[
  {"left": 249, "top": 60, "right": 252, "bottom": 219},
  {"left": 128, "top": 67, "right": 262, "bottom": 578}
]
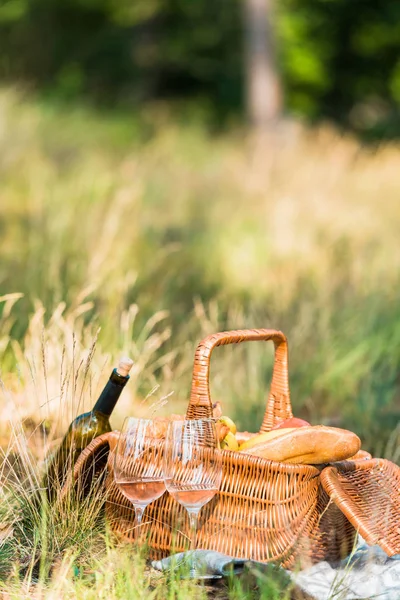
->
[
  {"left": 240, "top": 425, "right": 361, "bottom": 464},
  {"left": 239, "top": 428, "right": 297, "bottom": 450}
]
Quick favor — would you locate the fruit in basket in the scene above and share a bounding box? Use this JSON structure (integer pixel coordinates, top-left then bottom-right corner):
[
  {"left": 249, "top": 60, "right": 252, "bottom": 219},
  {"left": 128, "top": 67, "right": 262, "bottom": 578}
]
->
[
  {"left": 216, "top": 421, "right": 231, "bottom": 443},
  {"left": 239, "top": 428, "right": 297, "bottom": 451},
  {"left": 221, "top": 431, "right": 239, "bottom": 451},
  {"left": 271, "top": 417, "right": 310, "bottom": 430},
  {"left": 217, "top": 415, "right": 239, "bottom": 450},
  {"left": 239, "top": 425, "right": 361, "bottom": 464},
  {"left": 218, "top": 415, "right": 237, "bottom": 435}
]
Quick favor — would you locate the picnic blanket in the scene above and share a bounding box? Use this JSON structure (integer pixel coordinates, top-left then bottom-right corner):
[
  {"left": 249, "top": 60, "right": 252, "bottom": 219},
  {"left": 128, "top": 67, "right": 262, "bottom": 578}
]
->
[{"left": 152, "top": 540, "right": 400, "bottom": 599}]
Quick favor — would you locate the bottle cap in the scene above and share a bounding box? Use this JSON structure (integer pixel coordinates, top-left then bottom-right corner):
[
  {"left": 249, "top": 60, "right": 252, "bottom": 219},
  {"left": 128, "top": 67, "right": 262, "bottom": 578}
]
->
[{"left": 117, "top": 357, "right": 134, "bottom": 377}]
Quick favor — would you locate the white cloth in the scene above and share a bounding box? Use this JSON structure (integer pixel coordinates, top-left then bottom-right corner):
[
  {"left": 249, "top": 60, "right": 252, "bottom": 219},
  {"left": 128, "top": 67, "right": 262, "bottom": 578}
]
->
[{"left": 292, "top": 542, "right": 400, "bottom": 600}]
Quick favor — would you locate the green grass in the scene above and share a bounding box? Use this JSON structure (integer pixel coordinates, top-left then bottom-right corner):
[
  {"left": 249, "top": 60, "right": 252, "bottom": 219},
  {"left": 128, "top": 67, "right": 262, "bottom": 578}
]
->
[
  {"left": 1, "top": 87, "right": 400, "bottom": 452},
  {"left": 0, "top": 86, "right": 399, "bottom": 598},
  {"left": 0, "top": 410, "right": 355, "bottom": 600},
  {"left": 0, "top": 404, "right": 295, "bottom": 600}
]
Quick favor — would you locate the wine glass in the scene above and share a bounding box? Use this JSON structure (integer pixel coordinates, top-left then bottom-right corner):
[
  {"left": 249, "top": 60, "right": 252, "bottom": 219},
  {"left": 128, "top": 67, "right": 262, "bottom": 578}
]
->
[
  {"left": 163, "top": 418, "right": 223, "bottom": 578},
  {"left": 114, "top": 417, "right": 167, "bottom": 535}
]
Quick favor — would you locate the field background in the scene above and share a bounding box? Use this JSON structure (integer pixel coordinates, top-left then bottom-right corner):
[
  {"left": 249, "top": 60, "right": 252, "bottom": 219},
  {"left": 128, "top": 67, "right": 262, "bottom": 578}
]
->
[
  {"left": 2, "top": 91, "right": 399, "bottom": 599},
  {"left": 1, "top": 89, "right": 399, "bottom": 461}
]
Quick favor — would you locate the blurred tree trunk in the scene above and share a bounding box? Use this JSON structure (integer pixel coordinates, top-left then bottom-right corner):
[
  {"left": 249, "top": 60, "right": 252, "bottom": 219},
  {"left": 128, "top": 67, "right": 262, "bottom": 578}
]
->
[{"left": 243, "top": 0, "right": 282, "bottom": 129}]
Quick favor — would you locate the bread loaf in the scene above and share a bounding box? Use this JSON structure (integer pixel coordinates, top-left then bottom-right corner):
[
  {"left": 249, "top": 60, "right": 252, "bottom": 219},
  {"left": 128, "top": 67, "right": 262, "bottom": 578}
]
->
[
  {"left": 240, "top": 425, "right": 361, "bottom": 464},
  {"left": 239, "top": 428, "right": 297, "bottom": 451}
]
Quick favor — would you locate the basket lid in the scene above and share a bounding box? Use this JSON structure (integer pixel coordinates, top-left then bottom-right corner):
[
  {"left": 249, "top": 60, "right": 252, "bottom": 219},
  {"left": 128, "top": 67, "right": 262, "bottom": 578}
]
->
[{"left": 320, "top": 458, "right": 400, "bottom": 557}]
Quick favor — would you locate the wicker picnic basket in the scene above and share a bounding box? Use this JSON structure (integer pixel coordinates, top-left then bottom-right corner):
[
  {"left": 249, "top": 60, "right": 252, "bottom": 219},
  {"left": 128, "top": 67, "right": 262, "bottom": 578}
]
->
[{"left": 66, "top": 329, "right": 400, "bottom": 569}]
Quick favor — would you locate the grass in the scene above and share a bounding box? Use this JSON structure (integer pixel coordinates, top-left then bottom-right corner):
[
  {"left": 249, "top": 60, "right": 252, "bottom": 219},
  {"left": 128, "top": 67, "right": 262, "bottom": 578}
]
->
[
  {"left": 0, "top": 86, "right": 399, "bottom": 597},
  {"left": 0, "top": 304, "right": 395, "bottom": 600},
  {"left": 1, "top": 86, "right": 400, "bottom": 452},
  {"left": 0, "top": 303, "right": 364, "bottom": 600}
]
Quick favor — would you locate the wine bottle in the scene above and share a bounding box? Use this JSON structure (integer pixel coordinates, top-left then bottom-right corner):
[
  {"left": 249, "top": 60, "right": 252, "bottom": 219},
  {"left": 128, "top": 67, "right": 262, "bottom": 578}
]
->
[{"left": 43, "top": 357, "right": 134, "bottom": 499}]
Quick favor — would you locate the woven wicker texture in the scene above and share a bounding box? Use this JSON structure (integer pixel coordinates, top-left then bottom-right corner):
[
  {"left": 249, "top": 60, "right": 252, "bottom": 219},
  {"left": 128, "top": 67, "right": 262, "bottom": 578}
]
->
[
  {"left": 187, "top": 329, "right": 292, "bottom": 432},
  {"left": 106, "top": 448, "right": 325, "bottom": 567},
  {"left": 320, "top": 458, "right": 400, "bottom": 556},
  {"left": 59, "top": 432, "right": 111, "bottom": 504},
  {"left": 64, "top": 329, "right": 399, "bottom": 568}
]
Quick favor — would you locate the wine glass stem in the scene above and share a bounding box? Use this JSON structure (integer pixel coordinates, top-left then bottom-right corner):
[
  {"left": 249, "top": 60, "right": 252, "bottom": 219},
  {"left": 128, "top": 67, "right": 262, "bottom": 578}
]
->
[
  {"left": 135, "top": 505, "right": 145, "bottom": 527},
  {"left": 187, "top": 508, "right": 200, "bottom": 577}
]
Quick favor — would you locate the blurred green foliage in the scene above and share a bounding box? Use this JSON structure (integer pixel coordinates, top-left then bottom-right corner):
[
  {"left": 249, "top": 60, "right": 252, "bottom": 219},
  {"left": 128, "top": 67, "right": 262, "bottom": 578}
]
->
[
  {"left": 0, "top": 91, "right": 399, "bottom": 455},
  {"left": 0, "top": 0, "right": 399, "bottom": 136}
]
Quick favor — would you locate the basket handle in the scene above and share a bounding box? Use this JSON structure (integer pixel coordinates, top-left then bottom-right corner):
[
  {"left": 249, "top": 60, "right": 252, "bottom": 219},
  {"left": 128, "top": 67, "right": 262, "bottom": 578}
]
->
[
  {"left": 59, "top": 432, "right": 114, "bottom": 503},
  {"left": 186, "top": 328, "right": 292, "bottom": 432}
]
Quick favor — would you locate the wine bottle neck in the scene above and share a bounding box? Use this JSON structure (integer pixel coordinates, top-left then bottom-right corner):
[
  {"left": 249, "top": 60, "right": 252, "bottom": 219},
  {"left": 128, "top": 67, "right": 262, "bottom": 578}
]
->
[{"left": 92, "top": 368, "right": 130, "bottom": 417}]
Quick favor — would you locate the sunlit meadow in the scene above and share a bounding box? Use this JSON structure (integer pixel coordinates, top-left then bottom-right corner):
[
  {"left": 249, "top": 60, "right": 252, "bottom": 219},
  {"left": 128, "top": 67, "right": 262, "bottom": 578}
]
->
[{"left": 0, "top": 87, "right": 399, "bottom": 598}]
